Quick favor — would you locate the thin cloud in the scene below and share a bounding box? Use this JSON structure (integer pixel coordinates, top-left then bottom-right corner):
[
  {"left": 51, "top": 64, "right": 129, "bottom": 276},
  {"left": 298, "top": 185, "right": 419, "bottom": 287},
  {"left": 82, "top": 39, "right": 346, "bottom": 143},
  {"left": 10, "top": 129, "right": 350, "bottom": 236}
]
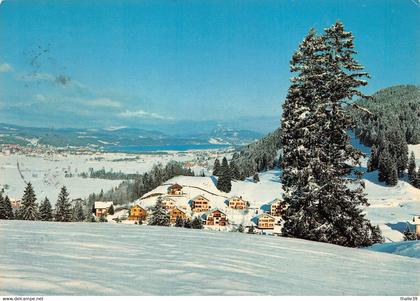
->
[
  {"left": 85, "top": 98, "right": 122, "bottom": 108},
  {"left": 118, "top": 109, "right": 172, "bottom": 120},
  {"left": 0, "top": 63, "right": 13, "bottom": 73},
  {"left": 105, "top": 125, "right": 128, "bottom": 131}
]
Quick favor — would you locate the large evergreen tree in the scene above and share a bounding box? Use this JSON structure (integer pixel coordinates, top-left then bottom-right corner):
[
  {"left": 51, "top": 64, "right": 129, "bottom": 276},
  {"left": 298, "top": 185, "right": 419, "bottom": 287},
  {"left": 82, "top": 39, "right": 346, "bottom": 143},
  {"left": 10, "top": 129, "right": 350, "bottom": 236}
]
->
[
  {"left": 20, "top": 182, "right": 38, "bottom": 220},
  {"left": 216, "top": 157, "right": 232, "bottom": 192},
  {"left": 55, "top": 186, "right": 72, "bottom": 222},
  {"left": 39, "top": 197, "right": 53, "bottom": 221},
  {"left": 413, "top": 167, "right": 420, "bottom": 189},
  {"left": 229, "top": 161, "right": 241, "bottom": 180},
  {"left": 281, "top": 22, "right": 383, "bottom": 247},
  {"left": 148, "top": 198, "right": 170, "bottom": 226},
  {"left": 0, "top": 193, "right": 14, "bottom": 220},
  {"left": 72, "top": 201, "right": 85, "bottom": 222},
  {"left": 408, "top": 152, "right": 417, "bottom": 184},
  {"left": 191, "top": 217, "right": 203, "bottom": 229},
  {"left": 213, "top": 159, "right": 222, "bottom": 176}
]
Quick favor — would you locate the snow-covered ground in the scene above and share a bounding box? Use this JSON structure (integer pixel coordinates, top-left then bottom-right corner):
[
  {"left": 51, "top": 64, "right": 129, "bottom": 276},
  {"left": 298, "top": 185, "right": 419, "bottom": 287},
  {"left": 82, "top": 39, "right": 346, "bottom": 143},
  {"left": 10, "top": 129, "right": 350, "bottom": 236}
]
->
[
  {"left": 129, "top": 159, "right": 419, "bottom": 240},
  {"left": 0, "top": 220, "right": 418, "bottom": 296},
  {"left": 0, "top": 151, "right": 210, "bottom": 203},
  {"left": 368, "top": 240, "right": 420, "bottom": 259}
]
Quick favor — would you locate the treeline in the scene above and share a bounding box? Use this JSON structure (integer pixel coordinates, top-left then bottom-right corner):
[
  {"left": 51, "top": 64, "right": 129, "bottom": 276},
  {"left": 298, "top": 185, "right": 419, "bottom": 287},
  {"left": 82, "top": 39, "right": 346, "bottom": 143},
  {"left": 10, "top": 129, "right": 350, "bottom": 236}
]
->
[
  {"left": 351, "top": 85, "right": 420, "bottom": 186},
  {"left": 86, "top": 161, "right": 194, "bottom": 207},
  {"left": 229, "top": 128, "right": 282, "bottom": 179},
  {"left": 212, "top": 156, "right": 260, "bottom": 193},
  {"left": 0, "top": 183, "right": 87, "bottom": 222},
  {"left": 79, "top": 168, "right": 142, "bottom": 180}
]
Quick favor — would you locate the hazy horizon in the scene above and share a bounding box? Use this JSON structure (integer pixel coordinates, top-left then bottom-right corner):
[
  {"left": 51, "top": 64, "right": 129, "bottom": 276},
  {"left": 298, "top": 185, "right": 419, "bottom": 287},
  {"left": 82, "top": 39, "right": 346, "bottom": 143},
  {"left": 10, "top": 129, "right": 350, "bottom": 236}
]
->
[{"left": 0, "top": 0, "right": 418, "bottom": 134}]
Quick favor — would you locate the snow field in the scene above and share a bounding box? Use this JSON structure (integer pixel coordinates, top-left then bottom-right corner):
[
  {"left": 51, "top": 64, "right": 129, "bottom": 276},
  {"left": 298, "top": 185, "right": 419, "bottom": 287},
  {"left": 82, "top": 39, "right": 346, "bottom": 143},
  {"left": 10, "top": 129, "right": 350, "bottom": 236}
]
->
[{"left": 0, "top": 220, "right": 418, "bottom": 296}]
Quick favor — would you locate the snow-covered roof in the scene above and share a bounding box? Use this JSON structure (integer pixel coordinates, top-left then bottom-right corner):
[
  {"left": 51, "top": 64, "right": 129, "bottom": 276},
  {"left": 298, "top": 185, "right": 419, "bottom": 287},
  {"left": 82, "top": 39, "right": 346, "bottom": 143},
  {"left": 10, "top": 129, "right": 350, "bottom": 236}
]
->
[
  {"left": 168, "top": 183, "right": 183, "bottom": 189},
  {"left": 251, "top": 213, "right": 276, "bottom": 224},
  {"left": 94, "top": 201, "right": 113, "bottom": 209},
  {"left": 192, "top": 194, "right": 210, "bottom": 202},
  {"left": 171, "top": 206, "right": 189, "bottom": 215},
  {"left": 267, "top": 198, "right": 282, "bottom": 205},
  {"left": 200, "top": 208, "right": 227, "bottom": 220}
]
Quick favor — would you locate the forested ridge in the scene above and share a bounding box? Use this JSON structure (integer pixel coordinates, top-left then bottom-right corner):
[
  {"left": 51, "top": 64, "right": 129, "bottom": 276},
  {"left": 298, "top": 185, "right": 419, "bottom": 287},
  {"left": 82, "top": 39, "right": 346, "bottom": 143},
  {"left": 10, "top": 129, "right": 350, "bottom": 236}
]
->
[
  {"left": 352, "top": 85, "right": 420, "bottom": 146},
  {"left": 229, "top": 128, "right": 282, "bottom": 178}
]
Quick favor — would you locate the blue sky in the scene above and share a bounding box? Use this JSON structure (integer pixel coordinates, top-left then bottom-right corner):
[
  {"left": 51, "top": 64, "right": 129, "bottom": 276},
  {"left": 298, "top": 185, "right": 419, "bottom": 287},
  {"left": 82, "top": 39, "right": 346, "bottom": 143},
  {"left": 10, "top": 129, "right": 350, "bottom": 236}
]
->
[{"left": 0, "top": 0, "right": 418, "bottom": 133}]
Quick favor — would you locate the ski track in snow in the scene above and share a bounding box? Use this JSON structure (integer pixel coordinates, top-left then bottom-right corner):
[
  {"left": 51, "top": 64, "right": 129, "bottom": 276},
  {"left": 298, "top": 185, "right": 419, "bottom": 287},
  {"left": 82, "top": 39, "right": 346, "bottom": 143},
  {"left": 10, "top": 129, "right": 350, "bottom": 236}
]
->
[{"left": 0, "top": 220, "right": 418, "bottom": 296}]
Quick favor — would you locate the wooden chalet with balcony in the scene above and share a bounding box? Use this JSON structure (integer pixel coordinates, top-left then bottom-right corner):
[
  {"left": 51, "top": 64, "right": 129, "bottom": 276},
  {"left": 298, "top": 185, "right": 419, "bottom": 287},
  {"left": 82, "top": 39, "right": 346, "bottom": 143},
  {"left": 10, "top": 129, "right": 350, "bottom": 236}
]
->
[
  {"left": 169, "top": 207, "right": 189, "bottom": 224},
  {"left": 94, "top": 201, "right": 114, "bottom": 217},
  {"left": 227, "top": 196, "right": 248, "bottom": 210},
  {"left": 128, "top": 204, "right": 148, "bottom": 221},
  {"left": 161, "top": 197, "right": 176, "bottom": 211},
  {"left": 167, "top": 183, "right": 183, "bottom": 196},
  {"left": 202, "top": 209, "right": 228, "bottom": 226},
  {"left": 190, "top": 195, "right": 211, "bottom": 212},
  {"left": 268, "top": 198, "right": 285, "bottom": 217},
  {"left": 252, "top": 213, "right": 276, "bottom": 229}
]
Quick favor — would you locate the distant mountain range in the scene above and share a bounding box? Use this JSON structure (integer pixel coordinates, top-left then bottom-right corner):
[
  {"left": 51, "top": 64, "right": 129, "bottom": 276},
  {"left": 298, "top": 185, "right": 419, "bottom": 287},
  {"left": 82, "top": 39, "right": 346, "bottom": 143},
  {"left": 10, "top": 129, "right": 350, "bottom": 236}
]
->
[{"left": 0, "top": 123, "right": 263, "bottom": 150}]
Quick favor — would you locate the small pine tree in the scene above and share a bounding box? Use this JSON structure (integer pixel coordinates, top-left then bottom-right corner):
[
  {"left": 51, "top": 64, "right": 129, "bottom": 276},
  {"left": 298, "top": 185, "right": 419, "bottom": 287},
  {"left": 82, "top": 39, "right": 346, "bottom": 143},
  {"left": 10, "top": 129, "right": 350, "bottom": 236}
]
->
[
  {"left": 191, "top": 216, "right": 203, "bottom": 229},
  {"left": 183, "top": 219, "right": 192, "bottom": 228},
  {"left": 55, "top": 186, "right": 72, "bottom": 222},
  {"left": 39, "top": 197, "right": 53, "bottom": 221},
  {"left": 99, "top": 215, "right": 108, "bottom": 222},
  {"left": 108, "top": 204, "right": 115, "bottom": 215},
  {"left": 247, "top": 225, "right": 255, "bottom": 234},
  {"left": 20, "top": 182, "right": 38, "bottom": 220},
  {"left": 213, "top": 159, "right": 221, "bottom": 176},
  {"left": 403, "top": 226, "right": 417, "bottom": 241},
  {"left": 175, "top": 216, "right": 184, "bottom": 227},
  {"left": 229, "top": 161, "right": 241, "bottom": 180},
  {"left": 387, "top": 162, "right": 398, "bottom": 186},
  {"left": 413, "top": 168, "right": 420, "bottom": 189},
  {"left": 216, "top": 157, "right": 232, "bottom": 193},
  {"left": 253, "top": 173, "right": 260, "bottom": 183},
  {"left": 408, "top": 152, "right": 417, "bottom": 184},
  {"left": 72, "top": 201, "right": 85, "bottom": 222},
  {"left": 378, "top": 148, "right": 392, "bottom": 183},
  {"left": 0, "top": 193, "right": 14, "bottom": 220},
  {"left": 148, "top": 199, "right": 170, "bottom": 226},
  {"left": 237, "top": 224, "right": 244, "bottom": 233}
]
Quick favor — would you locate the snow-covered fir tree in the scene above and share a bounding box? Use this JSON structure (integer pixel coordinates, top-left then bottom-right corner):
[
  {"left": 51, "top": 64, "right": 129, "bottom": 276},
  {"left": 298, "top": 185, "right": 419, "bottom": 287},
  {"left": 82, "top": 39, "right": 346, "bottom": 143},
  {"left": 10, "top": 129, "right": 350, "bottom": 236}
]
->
[
  {"left": 252, "top": 173, "right": 260, "bottom": 183},
  {"left": 183, "top": 219, "right": 192, "bottom": 228},
  {"left": 55, "top": 186, "right": 72, "bottom": 222},
  {"left": 72, "top": 201, "right": 85, "bottom": 222},
  {"left": 281, "top": 22, "right": 383, "bottom": 247},
  {"left": 216, "top": 157, "right": 232, "bottom": 192},
  {"left": 39, "top": 197, "right": 53, "bottom": 221},
  {"left": 175, "top": 216, "right": 184, "bottom": 227},
  {"left": 19, "top": 182, "right": 38, "bottom": 220},
  {"left": 148, "top": 198, "right": 170, "bottom": 226},
  {"left": 213, "top": 159, "right": 221, "bottom": 176},
  {"left": 191, "top": 217, "right": 203, "bottom": 229},
  {"left": 413, "top": 167, "right": 420, "bottom": 189},
  {"left": 0, "top": 193, "right": 14, "bottom": 220},
  {"left": 408, "top": 152, "right": 417, "bottom": 184},
  {"left": 229, "top": 161, "right": 241, "bottom": 180}
]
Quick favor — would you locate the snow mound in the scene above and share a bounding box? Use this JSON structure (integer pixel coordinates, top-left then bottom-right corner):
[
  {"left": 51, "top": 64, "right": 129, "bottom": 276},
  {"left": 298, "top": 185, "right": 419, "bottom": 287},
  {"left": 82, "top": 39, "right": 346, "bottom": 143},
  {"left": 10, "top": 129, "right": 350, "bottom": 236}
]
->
[
  {"left": 367, "top": 240, "right": 420, "bottom": 259},
  {"left": 0, "top": 220, "right": 418, "bottom": 296}
]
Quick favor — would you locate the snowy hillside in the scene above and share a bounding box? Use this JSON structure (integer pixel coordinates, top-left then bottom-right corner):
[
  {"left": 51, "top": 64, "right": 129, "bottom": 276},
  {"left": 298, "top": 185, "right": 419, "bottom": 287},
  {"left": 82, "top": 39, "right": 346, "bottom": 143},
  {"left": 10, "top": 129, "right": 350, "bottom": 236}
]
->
[
  {"left": 0, "top": 220, "right": 418, "bottom": 296},
  {"left": 0, "top": 151, "right": 200, "bottom": 203},
  {"left": 131, "top": 170, "right": 283, "bottom": 229},
  {"left": 127, "top": 147, "right": 420, "bottom": 241}
]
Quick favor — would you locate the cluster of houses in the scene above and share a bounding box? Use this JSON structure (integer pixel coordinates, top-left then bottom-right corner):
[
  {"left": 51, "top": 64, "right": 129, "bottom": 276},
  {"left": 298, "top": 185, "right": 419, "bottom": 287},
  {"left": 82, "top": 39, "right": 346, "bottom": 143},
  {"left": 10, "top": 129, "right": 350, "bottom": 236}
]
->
[{"left": 94, "top": 183, "right": 285, "bottom": 231}]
